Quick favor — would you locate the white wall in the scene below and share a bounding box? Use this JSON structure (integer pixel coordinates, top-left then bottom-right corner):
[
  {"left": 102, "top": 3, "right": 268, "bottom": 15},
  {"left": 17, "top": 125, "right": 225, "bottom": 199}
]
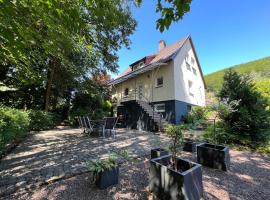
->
[{"left": 173, "top": 39, "right": 206, "bottom": 106}]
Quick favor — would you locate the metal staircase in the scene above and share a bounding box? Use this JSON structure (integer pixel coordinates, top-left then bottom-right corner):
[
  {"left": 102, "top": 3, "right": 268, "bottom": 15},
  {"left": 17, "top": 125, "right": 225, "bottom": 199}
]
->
[
  {"left": 120, "top": 90, "right": 169, "bottom": 131},
  {"left": 136, "top": 100, "right": 169, "bottom": 130}
]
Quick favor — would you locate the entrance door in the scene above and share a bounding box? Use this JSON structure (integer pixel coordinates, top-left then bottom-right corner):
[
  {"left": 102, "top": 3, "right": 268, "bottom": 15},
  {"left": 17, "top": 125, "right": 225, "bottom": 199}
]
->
[{"left": 138, "top": 85, "right": 143, "bottom": 100}]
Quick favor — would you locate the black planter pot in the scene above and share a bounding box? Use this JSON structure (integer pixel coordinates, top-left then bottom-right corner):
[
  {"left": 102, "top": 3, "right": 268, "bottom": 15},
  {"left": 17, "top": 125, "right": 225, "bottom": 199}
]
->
[
  {"left": 95, "top": 166, "right": 119, "bottom": 189},
  {"left": 149, "top": 155, "right": 203, "bottom": 200},
  {"left": 182, "top": 139, "right": 198, "bottom": 153},
  {"left": 151, "top": 148, "right": 169, "bottom": 159},
  {"left": 197, "top": 143, "right": 230, "bottom": 171}
]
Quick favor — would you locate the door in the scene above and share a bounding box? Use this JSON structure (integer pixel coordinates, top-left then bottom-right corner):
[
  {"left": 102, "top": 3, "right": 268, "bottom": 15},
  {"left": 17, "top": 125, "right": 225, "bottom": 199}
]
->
[{"left": 138, "top": 85, "right": 143, "bottom": 100}]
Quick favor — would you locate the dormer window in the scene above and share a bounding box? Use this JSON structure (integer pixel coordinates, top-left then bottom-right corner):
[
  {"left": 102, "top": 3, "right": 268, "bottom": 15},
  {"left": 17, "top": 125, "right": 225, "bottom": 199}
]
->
[{"left": 156, "top": 76, "right": 163, "bottom": 87}]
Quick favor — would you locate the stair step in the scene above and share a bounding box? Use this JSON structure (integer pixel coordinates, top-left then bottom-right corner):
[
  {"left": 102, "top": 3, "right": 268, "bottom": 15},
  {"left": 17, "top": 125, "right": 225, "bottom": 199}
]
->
[{"left": 136, "top": 99, "right": 168, "bottom": 130}]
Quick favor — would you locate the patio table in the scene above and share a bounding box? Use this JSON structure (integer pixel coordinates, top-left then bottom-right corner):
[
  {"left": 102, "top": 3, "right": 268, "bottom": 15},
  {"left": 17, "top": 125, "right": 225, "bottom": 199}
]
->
[{"left": 90, "top": 120, "right": 106, "bottom": 137}]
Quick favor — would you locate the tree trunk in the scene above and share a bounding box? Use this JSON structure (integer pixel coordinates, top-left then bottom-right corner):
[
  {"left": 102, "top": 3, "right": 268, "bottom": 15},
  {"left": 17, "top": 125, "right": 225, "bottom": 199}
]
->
[{"left": 44, "top": 58, "right": 57, "bottom": 112}]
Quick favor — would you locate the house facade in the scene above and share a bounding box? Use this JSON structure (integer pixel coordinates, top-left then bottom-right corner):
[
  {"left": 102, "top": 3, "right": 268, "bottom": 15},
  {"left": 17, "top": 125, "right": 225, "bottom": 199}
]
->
[{"left": 109, "top": 36, "right": 206, "bottom": 131}]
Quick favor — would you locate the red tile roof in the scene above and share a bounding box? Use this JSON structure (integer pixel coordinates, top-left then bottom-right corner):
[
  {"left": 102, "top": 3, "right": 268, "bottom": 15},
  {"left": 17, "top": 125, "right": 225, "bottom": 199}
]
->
[{"left": 115, "top": 36, "right": 189, "bottom": 79}]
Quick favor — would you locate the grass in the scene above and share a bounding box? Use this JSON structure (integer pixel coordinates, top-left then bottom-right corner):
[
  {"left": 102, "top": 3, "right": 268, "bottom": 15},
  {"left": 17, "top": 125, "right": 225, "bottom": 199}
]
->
[{"left": 205, "top": 56, "right": 270, "bottom": 92}]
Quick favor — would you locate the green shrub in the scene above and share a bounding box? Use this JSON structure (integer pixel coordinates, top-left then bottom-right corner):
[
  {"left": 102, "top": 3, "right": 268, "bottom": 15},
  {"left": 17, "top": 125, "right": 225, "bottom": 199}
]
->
[
  {"left": 218, "top": 69, "right": 270, "bottom": 143},
  {"left": 28, "top": 110, "right": 60, "bottom": 131},
  {"left": 0, "top": 107, "right": 29, "bottom": 154},
  {"left": 184, "top": 106, "right": 209, "bottom": 128},
  {"left": 202, "top": 122, "right": 230, "bottom": 144}
]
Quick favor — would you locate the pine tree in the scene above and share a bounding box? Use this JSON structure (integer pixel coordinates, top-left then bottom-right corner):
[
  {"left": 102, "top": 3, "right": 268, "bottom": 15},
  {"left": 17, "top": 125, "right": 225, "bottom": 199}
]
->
[{"left": 218, "top": 69, "right": 269, "bottom": 144}]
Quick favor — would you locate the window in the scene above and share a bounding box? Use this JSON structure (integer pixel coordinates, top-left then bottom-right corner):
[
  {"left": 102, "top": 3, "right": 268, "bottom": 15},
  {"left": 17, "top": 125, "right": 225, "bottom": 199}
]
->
[
  {"left": 124, "top": 88, "right": 129, "bottom": 96},
  {"left": 188, "top": 80, "right": 194, "bottom": 97},
  {"left": 187, "top": 105, "right": 192, "bottom": 112},
  {"left": 156, "top": 76, "right": 163, "bottom": 87},
  {"left": 186, "top": 62, "right": 191, "bottom": 71},
  {"left": 185, "top": 54, "right": 189, "bottom": 62},
  {"left": 192, "top": 67, "right": 197, "bottom": 75},
  {"left": 154, "top": 104, "right": 165, "bottom": 112},
  {"left": 191, "top": 57, "right": 195, "bottom": 65}
]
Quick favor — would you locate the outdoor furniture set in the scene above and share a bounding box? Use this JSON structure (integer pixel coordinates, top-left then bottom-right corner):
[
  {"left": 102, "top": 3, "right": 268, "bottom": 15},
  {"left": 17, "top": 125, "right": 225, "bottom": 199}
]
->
[{"left": 77, "top": 116, "right": 118, "bottom": 138}]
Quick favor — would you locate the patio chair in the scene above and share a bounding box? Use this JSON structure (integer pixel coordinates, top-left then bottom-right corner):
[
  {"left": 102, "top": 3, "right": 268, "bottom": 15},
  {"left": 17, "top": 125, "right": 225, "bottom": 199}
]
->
[
  {"left": 85, "top": 116, "right": 94, "bottom": 135},
  {"left": 77, "top": 116, "right": 83, "bottom": 128},
  {"left": 78, "top": 116, "right": 86, "bottom": 133},
  {"left": 104, "top": 117, "right": 118, "bottom": 139}
]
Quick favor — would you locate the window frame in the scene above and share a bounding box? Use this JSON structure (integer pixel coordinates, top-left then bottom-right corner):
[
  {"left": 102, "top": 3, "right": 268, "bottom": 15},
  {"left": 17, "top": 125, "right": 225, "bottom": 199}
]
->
[
  {"left": 188, "top": 80, "right": 194, "bottom": 97},
  {"left": 154, "top": 103, "right": 165, "bottom": 113},
  {"left": 124, "top": 88, "right": 129, "bottom": 97},
  {"left": 155, "top": 76, "right": 163, "bottom": 87},
  {"left": 192, "top": 67, "right": 197, "bottom": 75}
]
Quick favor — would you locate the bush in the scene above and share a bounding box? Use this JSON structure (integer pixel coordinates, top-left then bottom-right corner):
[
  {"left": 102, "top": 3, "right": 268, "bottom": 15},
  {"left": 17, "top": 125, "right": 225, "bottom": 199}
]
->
[
  {"left": 183, "top": 106, "right": 208, "bottom": 128},
  {"left": 0, "top": 107, "right": 29, "bottom": 154},
  {"left": 218, "top": 69, "right": 270, "bottom": 143},
  {"left": 28, "top": 110, "right": 60, "bottom": 131},
  {"left": 202, "top": 122, "right": 230, "bottom": 144}
]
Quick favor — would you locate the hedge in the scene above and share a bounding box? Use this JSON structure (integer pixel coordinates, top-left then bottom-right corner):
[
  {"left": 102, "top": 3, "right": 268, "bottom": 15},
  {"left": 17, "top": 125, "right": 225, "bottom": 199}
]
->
[
  {"left": 0, "top": 107, "right": 29, "bottom": 154},
  {"left": 0, "top": 107, "right": 60, "bottom": 155}
]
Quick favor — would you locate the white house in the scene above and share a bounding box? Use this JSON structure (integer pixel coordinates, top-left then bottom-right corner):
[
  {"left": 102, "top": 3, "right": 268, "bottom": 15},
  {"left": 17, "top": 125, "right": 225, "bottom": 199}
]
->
[{"left": 109, "top": 36, "right": 206, "bottom": 131}]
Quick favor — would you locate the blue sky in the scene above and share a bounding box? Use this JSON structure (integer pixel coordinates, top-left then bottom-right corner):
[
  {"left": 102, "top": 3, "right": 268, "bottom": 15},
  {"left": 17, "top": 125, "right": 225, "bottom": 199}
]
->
[{"left": 114, "top": 0, "right": 270, "bottom": 76}]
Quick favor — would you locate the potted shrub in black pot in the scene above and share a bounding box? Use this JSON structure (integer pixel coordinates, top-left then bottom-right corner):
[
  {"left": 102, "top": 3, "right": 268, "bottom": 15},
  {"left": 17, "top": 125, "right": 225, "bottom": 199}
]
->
[
  {"left": 183, "top": 138, "right": 198, "bottom": 153},
  {"left": 151, "top": 148, "right": 169, "bottom": 159},
  {"left": 197, "top": 143, "right": 230, "bottom": 171},
  {"left": 86, "top": 150, "right": 129, "bottom": 189},
  {"left": 149, "top": 125, "right": 203, "bottom": 200}
]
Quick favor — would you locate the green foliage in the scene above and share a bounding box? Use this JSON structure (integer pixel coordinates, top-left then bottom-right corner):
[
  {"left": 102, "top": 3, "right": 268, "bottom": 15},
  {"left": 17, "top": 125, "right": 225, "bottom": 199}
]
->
[
  {"left": 184, "top": 106, "right": 208, "bottom": 128},
  {"left": 256, "top": 79, "right": 270, "bottom": 110},
  {"left": 86, "top": 154, "right": 118, "bottom": 173},
  {"left": 205, "top": 56, "right": 270, "bottom": 93},
  {"left": 218, "top": 70, "right": 270, "bottom": 144},
  {"left": 165, "top": 124, "right": 184, "bottom": 170},
  {"left": 202, "top": 122, "right": 229, "bottom": 144},
  {"left": 102, "top": 100, "right": 112, "bottom": 111},
  {"left": 86, "top": 149, "right": 130, "bottom": 181},
  {"left": 28, "top": 110, "right": 60, "bottom": 131},
  {"left": 0, "top": 107, "right": 29, "bottom": 154}
]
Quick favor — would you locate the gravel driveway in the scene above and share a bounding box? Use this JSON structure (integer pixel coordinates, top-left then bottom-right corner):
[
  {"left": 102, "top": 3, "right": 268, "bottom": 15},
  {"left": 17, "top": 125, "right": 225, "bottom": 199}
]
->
[{"left": 5, "top": 149, "right": 270, "bottom": 200}]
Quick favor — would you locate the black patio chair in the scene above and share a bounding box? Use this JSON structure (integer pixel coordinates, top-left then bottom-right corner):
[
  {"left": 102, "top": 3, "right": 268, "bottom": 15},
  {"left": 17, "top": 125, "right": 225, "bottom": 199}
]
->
[{"left": 104, "top": 117, "right": 118, "bottom": 139}]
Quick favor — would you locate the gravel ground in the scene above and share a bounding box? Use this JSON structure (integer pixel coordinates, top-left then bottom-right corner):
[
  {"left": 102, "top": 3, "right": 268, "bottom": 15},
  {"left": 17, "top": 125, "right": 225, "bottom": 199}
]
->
[{"left": 5, "top": 150, "right": 270, "bottom": 200}]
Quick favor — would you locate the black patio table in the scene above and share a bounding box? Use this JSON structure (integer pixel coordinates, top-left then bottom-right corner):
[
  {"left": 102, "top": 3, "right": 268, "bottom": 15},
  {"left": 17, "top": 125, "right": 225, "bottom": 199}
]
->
[{"left": 90, "top": 119, "right": 106, "bottom": 137}]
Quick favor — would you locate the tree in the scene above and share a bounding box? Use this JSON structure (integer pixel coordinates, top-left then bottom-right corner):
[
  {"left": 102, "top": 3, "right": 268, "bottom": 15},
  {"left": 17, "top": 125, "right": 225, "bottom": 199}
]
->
[
  {"left": 0, "top": 0, "right": 136, "bottom": 111},
  {"left": 136, "top": 0, "right": 192, "bottom": 32},
  {"left": 218, "top": 69, "right": 269, "bottom": 144},
  {"left": 165, "top": 125, "right": 184, "bottom": 170},
  {"left": 0, "top": 0, "right": 192, "bottom": 114}
]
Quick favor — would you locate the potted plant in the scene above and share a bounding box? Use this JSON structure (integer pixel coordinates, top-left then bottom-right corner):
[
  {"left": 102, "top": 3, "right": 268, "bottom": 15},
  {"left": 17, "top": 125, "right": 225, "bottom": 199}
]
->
[
  {"left": 197, "top": 100, "right": 239, "bottom": 171},
  {"left": 197, "top": 143, "right": 230, "bottom": 171},
  {"left": 86, "top": 149, "right": 129, "bottom": 189},
  {"left": 149, "top": 125, "right": 203, "bottom": 200},
  {"left": 151, "top": 137, "right": 169, "bottom": 159},
  {"left": 151, "top": 148, "right": 169, "bottom": 159}
]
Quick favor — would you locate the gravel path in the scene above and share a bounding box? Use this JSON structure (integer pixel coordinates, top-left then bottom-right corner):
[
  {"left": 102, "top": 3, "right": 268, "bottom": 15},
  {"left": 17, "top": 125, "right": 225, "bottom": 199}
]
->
[
  {"left": 5, "top": 150, "right": 270, "bottom": 200},
  {"left": 0, "top": 127, "right": 170, "bottom": 197}
]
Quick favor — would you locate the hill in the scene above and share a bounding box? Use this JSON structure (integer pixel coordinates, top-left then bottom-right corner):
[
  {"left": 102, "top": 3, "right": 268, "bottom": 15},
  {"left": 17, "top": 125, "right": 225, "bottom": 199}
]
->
[{"left": 204, "top": 57, "right": 270, "bottom": 92}]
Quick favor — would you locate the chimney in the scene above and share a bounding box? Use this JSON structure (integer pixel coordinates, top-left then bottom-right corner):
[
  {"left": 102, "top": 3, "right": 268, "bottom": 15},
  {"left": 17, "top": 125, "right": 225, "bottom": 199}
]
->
[{"left": 159, "top": 40, "right": 166, "bottom": 51}]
